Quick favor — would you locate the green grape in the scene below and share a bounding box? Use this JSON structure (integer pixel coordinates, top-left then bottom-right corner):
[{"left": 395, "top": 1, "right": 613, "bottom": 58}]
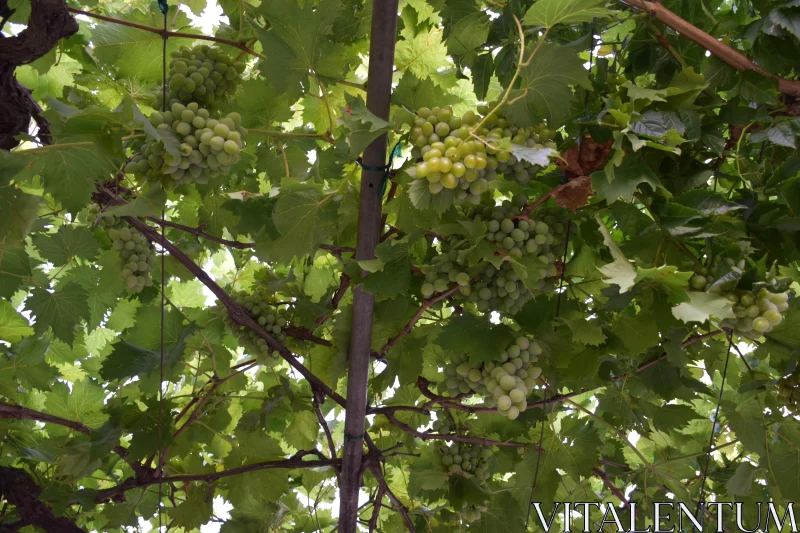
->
[
  {"left": 112, "top": 225, "right": 154, "bottom": 294},
  {"left": 165, "top": 45, "right": 243, "bottom": 106},
  {"left": 126, "top": 108, "right": 247, "bottom": 187},
  {"left": 219, "top": 281, "right": 294, "bottom": 365}
]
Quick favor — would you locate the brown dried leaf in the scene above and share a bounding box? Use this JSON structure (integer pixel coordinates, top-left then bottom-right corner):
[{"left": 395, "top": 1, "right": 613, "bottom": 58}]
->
[{"left": 553, "top": 176, "right": 592, "bottom": 212}]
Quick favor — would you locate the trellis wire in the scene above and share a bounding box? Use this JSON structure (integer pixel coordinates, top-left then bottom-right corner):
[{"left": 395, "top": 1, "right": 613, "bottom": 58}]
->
[
  {"left": 694, "top": 331, "right": 734, "bottom": 526},
  {"left": 156, "top": 2, "right": 168, "bottom": 531},
  {"left": 524, "top": 19, "right": 594, "bottom": 528}
]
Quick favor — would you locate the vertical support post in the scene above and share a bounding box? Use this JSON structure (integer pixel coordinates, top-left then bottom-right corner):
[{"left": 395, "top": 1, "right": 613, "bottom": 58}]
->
[{"left": 337, "top": 1, "right": 399, "bottom": 532}]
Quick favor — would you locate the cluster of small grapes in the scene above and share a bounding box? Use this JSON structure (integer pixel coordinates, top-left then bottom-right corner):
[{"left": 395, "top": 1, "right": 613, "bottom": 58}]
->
[
  {"left": 777, "top": 370, "right": 800, "bottom": 410},
  {"left": 221, "top": 284, "right": 292, "bottom": 364},
  {"left": 441, "top": 336, "right": 543, "bottom": 420},
  {"left": 86, "top": 204, "right": 118, "bottom": 227},
  {"left": 434, "top": 442, "right": 492, "bottom": 522},
  {"left": 166, "top": 45, "right": 244, "bottom": 105},
  {"left": 476, "top": 104, "right": 558, "bottom": 185},
  {"left": 410, "top": 106, "right": 491, "bottom": 204},
  {"left": 421, "top": 196, "right": 566, "bottom": 316},
  {"left": 109, "top": 226, "right": 155, "bottom": 293},
  {"left": 125, "top": 102, "right": 246, "bottom": 189},
  {"left": 721, "top": 288, "right": 790, "bottom": 335}
]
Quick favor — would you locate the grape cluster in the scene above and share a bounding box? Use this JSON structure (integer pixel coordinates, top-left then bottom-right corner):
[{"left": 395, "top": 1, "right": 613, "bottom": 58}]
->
[
  {"left": 434, "top": 442, "right": 492, "bottom": 523},
  {"left": 167, "top": 45, "right": 244, "bottom": 105},
  {"left": 435, "top": 441, "right": 491, "bottom": 479},
  {"left": 221, "top": 284, "right": 292, "bottom": 364},
  {"left": 720, "top": 288, "right": 790, "bottom": 335},
  {"left": 421, "top": 196, "right": 567, "bottom": 316},
  {"left": 109, "top": 226, "right": 155, "bottom": 293},
  {"left": 476, "top": 104, "right": 558, "bottom": 186},
  {"left": 441, "top": 335, "right": 543, "bottom": 420},
  {"left": 125, "top": 102, "right": 246, "bottom": 189},
  {"left": 410, "top": 106, "right": 491, "bottom": 204},
  {"left": 86, "top": 204, "right": 118, "bottom": 228},
  {"left": 777, "top": 370, "right": 800, "bottom": 410}
]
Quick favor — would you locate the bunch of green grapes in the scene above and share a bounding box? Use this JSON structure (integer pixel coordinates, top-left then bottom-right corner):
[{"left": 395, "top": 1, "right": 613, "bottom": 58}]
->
[
  {"left": 688, "top": 264, "right": 712, "bottom": 291},
  {"left": 221, "top": 284, "right": 292, "bottom": 364},
  {"left": 440, "top": 335, "right": 543, "bottom": 420},
  {"left": 721, "top": 288, "right": 790, "bottom": 335},
  {"left": 777, "top": 370, "right": 800, "bottom": 411},
  {"left": 409, "top": 106, "right": 492, "bottom": 204},
  {"left": 125, "top": 102, "right": 246, "bottom": 189},
  {"left": 457, "top": 503, "right": 489, "bottom": 524},
  {"left": 421, "top": 196, "right": 567, "bottom": 316},
  {"left": 109, "top": 226, "right": 155, "bottom": 293},
  {"left": 166, "top": 44, "right": 245, "bottom": 105},
  {"left": 435, "top": 442, "right": 491, "bottom": 481},
  {"left": 476, "top": 104, "right": 558, "bottom": 185},
  {"left": 434, "top": 442, "right": 492, "bottom": 522},
  {"left": 86, "top": 204, "right": 118, "bottom": 228}
]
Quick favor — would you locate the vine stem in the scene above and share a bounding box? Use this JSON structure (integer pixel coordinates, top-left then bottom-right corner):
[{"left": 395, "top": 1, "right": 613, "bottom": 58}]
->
[
  {"left": 618, "top": 0, "right": 800, "bottom": 97},
  {"left": 92, "top": 193, "right": 345, "bottom": 407},
  {"left": 247, "top": 129, "right": 334, "bottom": 143},
  {"left": 66, "top": 7, "right": 267, "bottom": 59},
  {"left": 67, "top": 7, "right": 368, "bottom": 91}
]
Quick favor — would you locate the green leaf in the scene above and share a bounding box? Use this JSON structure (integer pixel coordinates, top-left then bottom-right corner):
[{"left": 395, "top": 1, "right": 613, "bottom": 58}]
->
[
  {"left": 106, "top": 187, "right": 166, "bottom": 218},
  {"left": 32, "top": 225, "right": 99, "bottom": 266},
  {"left": 727, "top": 462, "right": 759, "bottom": 496},
  {"left": 737, "top": 71, "right": 779, "bottom": 105},
  {"left": 253, "top": 0, "right": 348, "bottom": 101},
  {"left": 442, "top": 0, "right": 491, "bottom": 60},
  {"left": 436, "top": 314, "right": 514, "bottom": 365},
  {"left": 45, "top": 380, "right": 109, "bottom": 429},
  {"left": 0, "top": 300, "right": 33, "bottom": 343},
  {"left": 671, "top": 291, "right": 735, "bottom": 323},
  {"left": 225, "top": 80, "right": 293, "bottom": 129},
  {"left": 613, "top": 311, "right": 661, "bottom": 354},
  {"left": 338, "top": 95, "right": 392, "bottom": 158},
  {"left": 26, "top": 282, "right": 90, "bottom": 346},
  {"left": 393, "top": 72, "right": 460, "bottom": 111},
  {"left": 523, "top": 0, "right": 609, "bottom": 28},
  {"left": 635, "top": 266, "right": 693, "bottom": 304},
  {"left": 361, "top": 238, "right": 413, "bottom": 299},
  {"left": 0, "top": 246, "right": 31, "bottom": 300},
  {"left": 505, "top": 41, "right": 591, "bottom": 127},
  {"left": 395, "top": 27, "right": 450, "bottom": 79},
  {"left": 284, "top": 410, "right": 319, "bottom": 449},
  {"left": 27, "top": 138, "right": 120, "bottom": 213},
  {"left": 561, "top": 317, "right": 606, "bottom": 346},
  {"left": 592, "top": 154, "right": 663, "bottom": 203},
  {"left": 0, "top": 186, "right": 41, "bottom": 246},
  {"left": 91, "top": 10, "right": 187, "bottom": 82},
  {"left": 168, "top": 483, "right": 213, "bottom": 531},
  {"left": 595, "top": 214, "right": 636, "bottom": 292},
  {"left": 266, "top": 182, "right": 340, "bottom": 262},
  {"left": 15, "top": 56, "right": 81, "bottom": 100},
  {"left": 0, "top": 337, "right": 57, "bottom": 396}
]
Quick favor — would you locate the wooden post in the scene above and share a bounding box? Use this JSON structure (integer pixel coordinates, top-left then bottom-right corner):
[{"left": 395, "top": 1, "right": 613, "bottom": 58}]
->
[{"left": 337, "top": 0, "right": 399, "bottom": 531}]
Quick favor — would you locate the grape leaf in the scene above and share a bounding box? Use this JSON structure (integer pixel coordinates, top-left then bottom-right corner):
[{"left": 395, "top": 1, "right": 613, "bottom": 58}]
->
[
  {"left": 91, "top": 10, "right": 186, "bottom": 82},
  {"left": 393, "top": 72, "right": 460, "bottom": 111},
  {"left": 0, "top": 300, "right": 33, "bottom": 343},
  {"left": 32, "top": 225, "right": 99, "bottom": 266},
  {"left": 436, "top": 314, "right": 515, "bottom": 365},
  {"left": 522, "top": 0, "right": 609, "bottom": 28},
  {"left": 671, "top": 291, "right": 735, "bottom": 323},
  {"left": 0, "top": 246, "right": 31, "bottom": 300},
  {"left": 505, "top": 42, "right": 591, "bottom": 127},
  {"left": 442, "top": 0, "right": 491, "bottom": 60},
  {"left": 0, "top": 337, "right": 57, "bottom": 396},
  {"left": 395, "top": 27, "right": 450, "bottom": 79},
  {"left": 285, "top": 410, "right": 319, "bottom": 449},
  {"left": 253, "top": 0, "right": 349, "bottom": 101},
  {"left": 0, "top": 186, "right": 41, "bottom": 246},
  {"left": 591, "top": 154, "right": 663, "bottom": 203},
  {"left": 361, "top": 238, "right": 414, "bottom": 299},
  {"left": 26, "top": 283, "right": 90, "bottom": 346},
  {"left": 45, "top": 380, "right": 109, "bottom": 429},
  {"left": 338, "top": 95, "right": 392, "bottom": 158}
]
